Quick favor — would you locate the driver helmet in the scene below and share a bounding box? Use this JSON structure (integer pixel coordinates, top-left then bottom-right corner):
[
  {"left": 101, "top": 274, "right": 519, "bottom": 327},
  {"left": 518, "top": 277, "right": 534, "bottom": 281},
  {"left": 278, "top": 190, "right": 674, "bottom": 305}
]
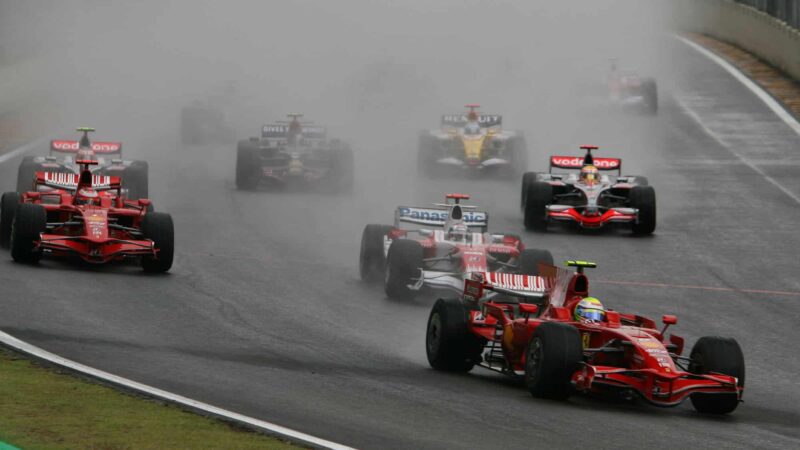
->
[
  {"left": 448, "top": 223, "right": 469, "bottom": 242},
  {"left": 580, "top": 165, "right": 599, "bottom": 184},
  {"left": 75, "top": 188, "right": 100, "bottom": 206},
  {"left": 574, "top": 297, "right": 605, "bottom": 322},
  {"left": 464, "top": 122, "right": 481, "bottom": 136}
]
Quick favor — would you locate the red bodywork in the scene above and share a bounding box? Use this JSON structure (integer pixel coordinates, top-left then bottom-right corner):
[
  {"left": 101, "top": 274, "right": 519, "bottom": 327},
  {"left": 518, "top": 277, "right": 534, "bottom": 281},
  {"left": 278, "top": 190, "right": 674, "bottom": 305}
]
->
[
  {"left": 464, "top": 266, "right": 742, "bottom": 407},
  {"left": 19, "top": 170, "right": 156, "bottom": 264}
]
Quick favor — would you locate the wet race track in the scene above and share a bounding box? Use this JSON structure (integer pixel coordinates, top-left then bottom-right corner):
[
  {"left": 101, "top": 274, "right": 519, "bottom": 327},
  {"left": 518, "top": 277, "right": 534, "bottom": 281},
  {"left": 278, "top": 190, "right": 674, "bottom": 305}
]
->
[{"left": 1, "top": 38, "right": 799, "bottom": 449}]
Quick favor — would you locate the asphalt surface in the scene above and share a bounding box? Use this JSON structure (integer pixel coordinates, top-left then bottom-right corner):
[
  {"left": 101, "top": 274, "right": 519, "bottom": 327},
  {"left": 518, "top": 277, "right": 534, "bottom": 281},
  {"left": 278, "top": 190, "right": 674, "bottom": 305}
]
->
[{"left": 1, "top": 39, "right": 799, "bottom": 449}]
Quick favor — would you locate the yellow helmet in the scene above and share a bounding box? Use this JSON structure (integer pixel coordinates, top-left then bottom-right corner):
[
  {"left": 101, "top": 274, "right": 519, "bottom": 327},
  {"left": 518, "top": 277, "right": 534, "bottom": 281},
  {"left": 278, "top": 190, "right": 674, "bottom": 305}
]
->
[
  {"left": 580, "top": 165, "right": 599, "bottom": 184},
  {"left": 575, "top": 297, "right": 605, "bottom": 322}
]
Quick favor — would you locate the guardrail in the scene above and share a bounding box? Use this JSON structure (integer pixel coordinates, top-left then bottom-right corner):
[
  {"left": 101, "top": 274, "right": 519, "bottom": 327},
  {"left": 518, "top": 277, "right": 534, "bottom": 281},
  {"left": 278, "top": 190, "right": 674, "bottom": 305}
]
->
[
  {"left": 735, "top": 0, "right": 800, "bottom": 28},
  {"left": 674, "top": 0, "right": 800, "bottom": 82}
]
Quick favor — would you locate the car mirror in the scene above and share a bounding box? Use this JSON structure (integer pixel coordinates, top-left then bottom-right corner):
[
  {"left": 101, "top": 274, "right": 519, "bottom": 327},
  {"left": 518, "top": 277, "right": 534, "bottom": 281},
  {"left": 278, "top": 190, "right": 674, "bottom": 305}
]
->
[
  {"left": 519, "top": 303, "right": 538, "bottom": 322},
  {"left": 662, "top": 315, "right": 677, "bottom": 325}
]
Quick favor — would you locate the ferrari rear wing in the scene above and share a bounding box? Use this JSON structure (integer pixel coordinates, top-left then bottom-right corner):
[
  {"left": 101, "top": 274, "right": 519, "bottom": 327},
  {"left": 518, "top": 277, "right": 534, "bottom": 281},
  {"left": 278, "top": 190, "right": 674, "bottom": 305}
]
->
[
  {"left": 549, "top": 155, "right": 622, "bottom": 175},
  {"left": 50, "top": 140, "right": 122, "bottom": 156},
  {"left": 36, "top": 172, "right": 122, "bottom": 191},
  {"left": 394, "top": 206, "right": 488, "bottom": 230}
]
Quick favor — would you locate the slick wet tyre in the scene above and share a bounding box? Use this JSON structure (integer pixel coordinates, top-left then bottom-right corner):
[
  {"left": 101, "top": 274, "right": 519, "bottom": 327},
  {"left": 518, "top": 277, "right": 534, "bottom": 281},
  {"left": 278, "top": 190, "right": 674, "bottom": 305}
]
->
[
  {"left": 524, "top": 181, "right": 552, "bottom": 231},
  {"left": 689, "top": 336, "right": 745, "bottom": 414},
  {"left": 520, "top": 172, "right": 539, "bottom": 209},
  {"left": 384, "top": 239, "right": 423, "bottom": 300},
  {"left": 426, "top": 298, "right": 483, "bottom": 372},
  {"left": 126, "top": 161, "right": 149, "bottom": 199},
  {"left": 16, "top": 156, "right": 39, "bottom": 194},
  {"left": 519, "top": 248, "right": 553, "bottom": 276},
  {"left": 524, "top": 322, "right": 582, "bottom": 399},
  {"left": 10, "top": 203, "right": 46, "bottom": 263},
  {"left": 235, "top": 140, "right": 260, "bottom": 190},
  {"left": 630, "top": 185, "right": 656, "bottom": 235},
  {"left": 141, "top": 212, "right": 174, "bottom": 273},
  {"left": 359, "top": 224, "right": 393, "bottom": 283},
  {"left": 1, "top": 192, "right": 20, "bottom": 248}
]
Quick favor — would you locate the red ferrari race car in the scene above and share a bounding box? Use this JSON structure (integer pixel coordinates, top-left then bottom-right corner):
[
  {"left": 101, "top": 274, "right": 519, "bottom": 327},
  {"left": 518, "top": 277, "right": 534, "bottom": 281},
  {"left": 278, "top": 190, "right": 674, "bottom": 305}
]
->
[
  {"left": 425, "top": 260, "right": 744, "bottom": 413},
  {"left": 359, "top": 193, "right": 553, "bottom": 299},
  {"left": 521, "top": 145, "right": 655, "bottom": 234},
  {"left": 17, "top": 127, "right": 149, "bottom": 199},
  {"left": 0, "top": 148, "right": 173, "bottom": 272}
]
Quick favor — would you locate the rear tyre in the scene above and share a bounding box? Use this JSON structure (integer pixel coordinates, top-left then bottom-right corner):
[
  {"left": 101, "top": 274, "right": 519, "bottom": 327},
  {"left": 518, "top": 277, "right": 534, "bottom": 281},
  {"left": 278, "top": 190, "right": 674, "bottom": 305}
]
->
[
  {"left": 1, "top": 192, "right": 21, "bottom": 248},
  {"left": 10, "top": 203, "right": 46, "bottom": 263},
  {"left": 524, "top": 322, "right": 582, "bottom": 399},
  {"left": 236, "top": 140, "right": 261, "bottom": 190},
  {"left": 141, "top": 212, "right": 174, "bottom": 273},
  {"left": 426, "top": 298, "right": 484, "bottom": 372},
  {"left": 359, "top": 224, "right": 393, "bottom": 283},
  {"left": 630, "top": 185, "right": 656, "bottom": 235},
  {"left": 16, "top": 156, "right": 39, "bottom": 193},
  {"left": 384, "top": 239, "right": 423, "bottom": 299},
  {"left": 689, "top": 336, "right": 745, "bottom": 414},
  {"left": 519, "top": 248, "right": 554, "bottom": 276},
  {"left": 520, "top": 172, "right": 539, "bottom": 209},
  {"left": 524, "top": 181, "right": 552, "bottom": 231},
  {"left": 123, "top": 160, "right": 149, "bottom": 200}
]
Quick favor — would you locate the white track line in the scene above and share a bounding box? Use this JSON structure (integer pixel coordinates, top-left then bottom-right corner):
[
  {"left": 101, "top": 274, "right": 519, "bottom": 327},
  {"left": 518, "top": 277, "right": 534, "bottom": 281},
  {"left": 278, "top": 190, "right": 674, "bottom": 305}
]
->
[
  {"left": 0, "top": 137, "right": 47, "bottom": 165},
  {"left": 674, "top": 96, "right": 800, "bottom": 205},
  {"left": 0, "top": 330, "right": 354, "bottom": 450},
  {"left": 675, "top": 35, "right": 800, "bottom": 136},
  {"left": 674, "top": 35, "right": 800, "bottom": 205}
]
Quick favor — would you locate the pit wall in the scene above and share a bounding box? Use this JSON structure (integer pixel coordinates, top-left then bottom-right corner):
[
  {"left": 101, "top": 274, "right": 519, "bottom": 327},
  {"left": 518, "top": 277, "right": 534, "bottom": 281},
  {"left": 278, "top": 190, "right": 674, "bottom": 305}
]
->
[{"left": 674, "top": 0, "right": 800, "bottom": 81}]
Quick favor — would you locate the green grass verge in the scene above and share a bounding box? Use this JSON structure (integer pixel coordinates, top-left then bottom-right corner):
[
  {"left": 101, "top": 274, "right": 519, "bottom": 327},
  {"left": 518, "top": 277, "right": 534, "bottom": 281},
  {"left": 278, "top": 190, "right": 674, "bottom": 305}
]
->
[{"left": 0, "top": 348, "right": 295, "bottom": 449}]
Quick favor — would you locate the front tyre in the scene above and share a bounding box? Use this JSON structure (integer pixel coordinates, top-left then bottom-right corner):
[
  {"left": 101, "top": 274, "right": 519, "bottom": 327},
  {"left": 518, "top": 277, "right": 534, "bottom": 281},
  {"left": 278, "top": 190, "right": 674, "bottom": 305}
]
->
[
  {"left": 519, "top": 248, "right": 553, "bottom": 276},
  {"left": 426, "top": 298, "right": 483, "bottom": 372},
  {"left": 524, "top": 322, "right": 582, "bottom": 399},
  {"left": 1, "top": 192, "right": 20, "bottom": 248},
  {"left": 141, "top": 212, "right": 174, "bottom": 273},
  {"left": 359, "top": 224, "right": 393, "bottom": 283},
  {"left": 689, "top": 336, "right": 745, "bottom": 414},
  {"left": 630, "top": 185, "right": 656, "bottom": 235},
  {"left": 10, "top": 203, "right": 47, "bottom": 263}
]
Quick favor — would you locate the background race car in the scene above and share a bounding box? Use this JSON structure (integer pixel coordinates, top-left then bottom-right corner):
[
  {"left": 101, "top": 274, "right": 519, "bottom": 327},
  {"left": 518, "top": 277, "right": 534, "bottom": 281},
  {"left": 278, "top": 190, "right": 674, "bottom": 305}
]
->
[
  {"left": 16, "top": 128, "right": 149, "bottom": 200},
  {"left": 1, "top": 149, "right": 173, "bottom": 272},
  {"left": 235, "top": 114, "right": 353, "bottom": 192},
  {"left": 417, "top": 104, "right": 528, "bottom": 178},
  {"left": 606, "top": 61, "right": 658, "bottom": 115},
  {"left": 521, "top": 145, "right": 655, "bottom": 234},
  {"left": 425, "top": 260, "right": 745, "bottom": 414},
  {"left": 359, "top": 193, "right": 553, "bottom": 300}
]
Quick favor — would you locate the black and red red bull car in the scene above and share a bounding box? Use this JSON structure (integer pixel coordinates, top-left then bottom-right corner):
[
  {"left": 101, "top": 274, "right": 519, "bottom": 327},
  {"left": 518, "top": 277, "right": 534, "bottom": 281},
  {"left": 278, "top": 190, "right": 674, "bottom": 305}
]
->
[{"left": 235, "top": 114, "right": 353, "bottom": 192}]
